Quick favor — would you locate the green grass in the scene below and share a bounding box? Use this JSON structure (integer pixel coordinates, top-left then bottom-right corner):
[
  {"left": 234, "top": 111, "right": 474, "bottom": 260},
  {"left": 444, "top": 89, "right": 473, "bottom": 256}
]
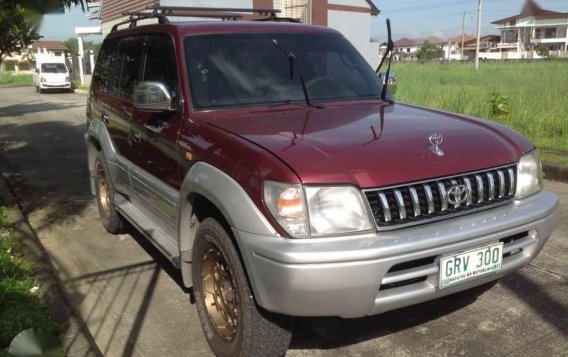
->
[
  {"left": 0, "top": 72, "right": 33, "bottom": 87},
  {"left": 391, "top": 60, "right": 568, "bottom": 153},
  {"left": 0, "top": 206, "right": 56, "bottom": 348}
]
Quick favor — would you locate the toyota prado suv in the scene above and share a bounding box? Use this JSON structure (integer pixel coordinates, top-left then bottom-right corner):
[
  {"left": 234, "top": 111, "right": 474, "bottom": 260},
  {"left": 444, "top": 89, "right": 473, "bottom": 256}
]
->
[{"left": 85, "top": 7, "right": 558, "bottom": 357}]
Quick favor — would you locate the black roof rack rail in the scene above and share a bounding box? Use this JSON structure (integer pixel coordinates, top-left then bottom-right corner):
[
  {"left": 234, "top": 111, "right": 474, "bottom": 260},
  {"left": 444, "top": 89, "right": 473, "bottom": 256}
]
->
[
  {"left": 111, "top": 5, "right": 295, "bottom": 32},
  {"left": 146, "top": 4, "right": 281, "bottom": 17}
]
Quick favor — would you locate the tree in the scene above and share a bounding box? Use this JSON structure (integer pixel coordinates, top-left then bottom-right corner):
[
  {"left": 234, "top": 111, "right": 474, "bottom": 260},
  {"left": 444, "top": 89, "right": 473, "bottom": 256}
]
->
[
  {"left": 0, "top": 0, "right": 85, "bottom": 67},
  {"left": 416, "top": 41, "right": 445, "bottom": 61},
  {"left": 535, "top": 44, "right": 550, "bottom": 59},
  {"left": 63, "top": 38, "right": 102, "bottom": 57}
]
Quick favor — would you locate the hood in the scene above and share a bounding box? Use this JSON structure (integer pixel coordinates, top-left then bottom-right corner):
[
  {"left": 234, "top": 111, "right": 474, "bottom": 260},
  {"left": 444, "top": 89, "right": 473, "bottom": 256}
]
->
[
  {"left": 205, "top": 102, "right": 532, "bottom": 188},
  {"left": 41, "top": 72, "right": 67, "bottom": 82}
]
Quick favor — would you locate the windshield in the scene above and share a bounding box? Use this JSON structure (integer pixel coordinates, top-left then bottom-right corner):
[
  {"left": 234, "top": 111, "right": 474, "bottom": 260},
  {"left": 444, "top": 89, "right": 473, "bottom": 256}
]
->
[
  {"left": 41, "top": 63, "right": 67, "bottom": 73},
  {"left": 184, "top": 33, "right": 382, "bottom": 110}
]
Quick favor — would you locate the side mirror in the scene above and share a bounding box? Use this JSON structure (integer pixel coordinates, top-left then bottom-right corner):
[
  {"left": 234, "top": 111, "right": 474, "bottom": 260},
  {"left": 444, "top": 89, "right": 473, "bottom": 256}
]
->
[
  {"left": 378, "top": 72, "right": 397, "bottom": 95},
  {"left": 35, "top": 68, "right": 39, "bottom": 73},
  {"left": 69, "top": 68, "right": 72, "bottom": 73},
  {"left": 134, "top": 81, "right": 174, "bottom": 111}
]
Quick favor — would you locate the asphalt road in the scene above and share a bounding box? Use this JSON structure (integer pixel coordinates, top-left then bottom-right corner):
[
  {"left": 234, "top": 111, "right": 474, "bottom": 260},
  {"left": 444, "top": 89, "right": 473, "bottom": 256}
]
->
[{"left": 0, "top": 86, "right": 567, "bottom": 357}]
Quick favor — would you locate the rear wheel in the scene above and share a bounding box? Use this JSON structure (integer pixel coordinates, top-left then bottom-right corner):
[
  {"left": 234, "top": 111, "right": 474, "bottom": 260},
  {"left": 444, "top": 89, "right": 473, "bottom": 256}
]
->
[
  {"left": 94, "top": 152, "right": 127, "bottom": 234},
  {"left": 192, "top": 218, "right": 293, "bottom": 357}
]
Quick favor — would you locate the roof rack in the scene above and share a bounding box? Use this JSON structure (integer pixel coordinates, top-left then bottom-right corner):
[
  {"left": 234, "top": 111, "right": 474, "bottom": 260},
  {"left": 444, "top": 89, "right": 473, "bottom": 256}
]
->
[{"left": 112, "top": 5, "right": 296, "bottom": 32}]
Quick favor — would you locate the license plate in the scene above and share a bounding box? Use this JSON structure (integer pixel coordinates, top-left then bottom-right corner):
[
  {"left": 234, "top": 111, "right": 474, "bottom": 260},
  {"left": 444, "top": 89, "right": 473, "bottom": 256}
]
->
[{"left": 439, "top": 242, "right": 503, "bottom": 289}]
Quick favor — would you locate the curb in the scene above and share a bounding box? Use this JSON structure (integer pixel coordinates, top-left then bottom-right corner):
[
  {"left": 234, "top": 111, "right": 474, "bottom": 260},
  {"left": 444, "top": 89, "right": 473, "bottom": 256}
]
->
[
  {"left": 74, "top": 89, "right": 89, "bottom": 96},
  {"left": 543, "top": 162, "right": 568, "bottom": 183},
  {"left": 0, "top": 174, "right": 102, "bottom": 357}
]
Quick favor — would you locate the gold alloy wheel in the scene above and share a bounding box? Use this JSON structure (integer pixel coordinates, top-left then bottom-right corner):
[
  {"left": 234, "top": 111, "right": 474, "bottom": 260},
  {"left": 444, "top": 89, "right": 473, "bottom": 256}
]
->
[
  {"left": 201, "top": 246, "right": 240, "bottom": 341},
  {"left": 96, "top": 165, "right": 111, "bottom": 219}
]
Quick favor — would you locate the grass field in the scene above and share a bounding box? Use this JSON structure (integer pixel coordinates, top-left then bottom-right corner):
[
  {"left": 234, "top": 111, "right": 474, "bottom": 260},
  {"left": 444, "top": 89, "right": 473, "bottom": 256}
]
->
[
  {"left": 0, "top": 72, "right": 33, "bottom": 87},
  {"left": 391, "top": 60, "right": 568, "bottom": 153},
  {"left": 0, "top": 205, "right": 56, "bottom": 348}
]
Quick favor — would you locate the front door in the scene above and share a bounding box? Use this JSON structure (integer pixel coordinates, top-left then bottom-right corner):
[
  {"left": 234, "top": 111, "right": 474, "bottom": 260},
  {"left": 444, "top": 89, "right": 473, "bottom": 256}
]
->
[{"left": 129, "top": 34, "right": 183, "bottom": 229}]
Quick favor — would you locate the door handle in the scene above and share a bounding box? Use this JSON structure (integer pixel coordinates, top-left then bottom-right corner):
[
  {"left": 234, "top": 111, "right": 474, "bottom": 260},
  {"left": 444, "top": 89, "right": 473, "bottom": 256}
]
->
[{"left": 102, "top": 113, "right": 110, "bottom": 124}]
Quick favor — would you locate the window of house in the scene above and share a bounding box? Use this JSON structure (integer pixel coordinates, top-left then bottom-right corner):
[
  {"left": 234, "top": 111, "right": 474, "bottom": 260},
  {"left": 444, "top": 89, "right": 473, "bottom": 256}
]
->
[{"left": 54, "top": 51, "right": 62, "bottom": 56}]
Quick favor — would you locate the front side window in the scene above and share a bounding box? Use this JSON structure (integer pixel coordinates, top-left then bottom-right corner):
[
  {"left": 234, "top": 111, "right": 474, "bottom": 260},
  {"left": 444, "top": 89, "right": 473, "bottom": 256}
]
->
[
  {"left": 116, "top": 37, "right": 144, "bottom": 98},
  {"left": 143, "top": 35, "right": 179, "bottom": 98},
  {"left": 184, "top": 33, "right": 381, "bottom": 110}
]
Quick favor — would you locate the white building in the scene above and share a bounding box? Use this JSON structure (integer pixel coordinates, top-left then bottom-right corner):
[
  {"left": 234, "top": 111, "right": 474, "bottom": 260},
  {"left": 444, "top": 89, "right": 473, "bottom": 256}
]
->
[
  {"left": 390, "top": 37, "right": 447, "bottom": 61},
  {"left": 491, "top": 0, "right": 568, "bottom": 59},
  {"left": 96, "top": 0, "right": 381, "bottom": 67},
  {"left": 1, "top": 41, "right": 70, "bottom": 72}
]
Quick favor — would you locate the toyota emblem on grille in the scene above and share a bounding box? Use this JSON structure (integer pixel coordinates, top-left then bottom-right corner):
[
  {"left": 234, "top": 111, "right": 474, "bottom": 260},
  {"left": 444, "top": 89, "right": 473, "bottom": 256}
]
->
[
  {"left": 447, "top": 184, "right": 470, "bottom": 207},
  {"left": 428, "top": 133, "right": 444, "bottom": 156}
]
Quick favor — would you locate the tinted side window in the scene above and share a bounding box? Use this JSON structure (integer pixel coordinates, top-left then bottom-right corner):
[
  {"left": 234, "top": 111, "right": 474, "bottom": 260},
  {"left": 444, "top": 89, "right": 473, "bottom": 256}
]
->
[
  {"left": 92, "top": 37, "right": 119, "bottom": 92},
  {"left": 116, "top": 37, "right": 144, "bottom": 99},
  {"left": 143, "top": 35, "right": 179, "bottom": 98}
]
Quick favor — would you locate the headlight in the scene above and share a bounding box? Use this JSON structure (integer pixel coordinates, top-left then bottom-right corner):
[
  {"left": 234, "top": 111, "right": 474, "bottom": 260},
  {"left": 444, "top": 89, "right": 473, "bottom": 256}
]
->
[
  {"left": 516, "top": 150, "right": 543, "bottom": 199},
  {"left": 65, "top": 76, "right": 70, "bottom": 82},
  {"left": 305, "top": 186, "right": 373, "bottom": 237},
  {"left": 40, "top": 76, "right": 46, "bottom": 82},
  {"left": 264, "top": 181, "right": 373, "bottom": 238}
]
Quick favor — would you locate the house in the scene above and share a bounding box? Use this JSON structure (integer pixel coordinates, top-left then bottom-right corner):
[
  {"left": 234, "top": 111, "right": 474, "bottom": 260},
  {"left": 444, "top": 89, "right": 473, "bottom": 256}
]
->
[
  {"left": 95, "top": 0, "right": 381, "bottom": 66},
  {"left": 447, "top": 34, "right": 476, "bottom": 60},
  {"left": 390, "top": 37, "right": 447, "bottom": 61},
  {"left": 491, "top": 0, "right": 568, "bottom": 59},
  {"left": 1, "top": 40, "right": 69, "bottom": 72}
]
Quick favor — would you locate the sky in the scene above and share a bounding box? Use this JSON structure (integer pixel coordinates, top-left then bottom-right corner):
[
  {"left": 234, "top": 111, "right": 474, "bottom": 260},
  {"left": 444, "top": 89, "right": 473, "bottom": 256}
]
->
[
  {"left": 38, "top": 4, "right": 102, "bottom": 43},
  {"left": 37, "top": 0, "right": 568, "bottom": 44},
  {"left": 371, "top": 0, "right": 568, "bottom": 42}
]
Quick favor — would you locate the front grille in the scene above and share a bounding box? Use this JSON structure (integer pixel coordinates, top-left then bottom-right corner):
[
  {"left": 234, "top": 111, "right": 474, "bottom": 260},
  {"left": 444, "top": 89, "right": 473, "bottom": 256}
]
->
[{"left": 364, "top": 164, "right": 517, "bottom": 230}]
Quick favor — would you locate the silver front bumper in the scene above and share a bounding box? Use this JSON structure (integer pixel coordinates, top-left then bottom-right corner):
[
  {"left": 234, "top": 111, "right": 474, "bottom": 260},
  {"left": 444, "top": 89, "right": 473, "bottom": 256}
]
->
[{"left": 234, "top": 191, "right": 558, "bottom": 318}]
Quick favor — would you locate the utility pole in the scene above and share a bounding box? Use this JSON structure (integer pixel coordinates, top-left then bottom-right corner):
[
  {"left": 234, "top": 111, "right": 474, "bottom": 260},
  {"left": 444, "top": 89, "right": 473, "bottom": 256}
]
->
[
  {"left": 475, "top": 0, "right": 483, "bottom": 70},
  {"left": 461, "top": 12, "right": 466, "bottom": 59}
]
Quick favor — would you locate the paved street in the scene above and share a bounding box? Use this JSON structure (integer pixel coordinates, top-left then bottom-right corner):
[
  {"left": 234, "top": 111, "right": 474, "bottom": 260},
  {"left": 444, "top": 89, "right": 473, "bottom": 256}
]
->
[{"left": 0, "top": 86, "right": 566, "bottom": 357}]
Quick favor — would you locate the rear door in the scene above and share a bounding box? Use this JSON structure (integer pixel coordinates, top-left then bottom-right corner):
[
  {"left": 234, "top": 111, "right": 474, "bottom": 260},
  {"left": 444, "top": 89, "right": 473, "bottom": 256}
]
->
[{"left": 129, "top": 33, "right": 183, "bottom": 230}]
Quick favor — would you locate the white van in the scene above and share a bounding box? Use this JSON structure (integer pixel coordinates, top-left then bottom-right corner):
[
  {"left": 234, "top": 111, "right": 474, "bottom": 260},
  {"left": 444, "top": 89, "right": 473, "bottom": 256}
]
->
[{"left": 34, "top": 62, "right": 72, "bottom": 93}]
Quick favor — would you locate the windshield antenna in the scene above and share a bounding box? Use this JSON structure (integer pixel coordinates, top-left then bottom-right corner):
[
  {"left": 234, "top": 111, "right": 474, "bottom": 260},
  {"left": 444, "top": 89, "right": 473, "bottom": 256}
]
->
[
  {"left": 272, "top": 39, "right": 323, "bottom": 109},
  {"left": 376, "top": 19, "right": 395, "bottom": 104}
]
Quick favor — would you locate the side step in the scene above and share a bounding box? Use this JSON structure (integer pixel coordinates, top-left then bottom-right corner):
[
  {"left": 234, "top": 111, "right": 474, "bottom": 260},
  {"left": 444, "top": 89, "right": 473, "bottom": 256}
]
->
[{"left": 115, "top": 194, "right": 180, "bottom": 269}]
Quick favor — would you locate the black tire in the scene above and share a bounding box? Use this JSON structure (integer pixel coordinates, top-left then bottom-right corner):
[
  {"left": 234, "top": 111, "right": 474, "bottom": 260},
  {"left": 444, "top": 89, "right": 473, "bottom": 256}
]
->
[
  {"left": 35, "top": 86, "right": 39, "bottom": 93},
  {"left": 38, "top": 87, "right": 43, "bottom": 94},
  {"left": 94, "top": 152, "right": 127, "bottom": 234},
  {"left": 192, "top": 218, "right": 293, "bottom": 357}
]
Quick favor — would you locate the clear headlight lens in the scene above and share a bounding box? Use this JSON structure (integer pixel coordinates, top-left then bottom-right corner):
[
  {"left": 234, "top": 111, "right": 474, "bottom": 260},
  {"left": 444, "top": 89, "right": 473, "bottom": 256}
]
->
[
  {"left": 305, "top": 186, "right": 373, "bottom": 236},
  {"left": 264, "top": 181, "right": 373, "bottom": 238},
  {"left": 516, "top": 150, "right": 543, "bottom": 199}
]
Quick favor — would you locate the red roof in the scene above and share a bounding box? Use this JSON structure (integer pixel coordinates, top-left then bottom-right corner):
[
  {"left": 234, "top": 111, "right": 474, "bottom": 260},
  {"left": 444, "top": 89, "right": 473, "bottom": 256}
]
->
[
  {"left": 448, "top": 34, "right": 476, "bottom": 44},
  {"left": 393, "top": 37, "right": 446, "bottom": 48},
  {"left": 492, "top": 0, "right": 568, "bottom": 24},
  {"left": 31, "top": 41, "right": 69, "bottom": 51}
]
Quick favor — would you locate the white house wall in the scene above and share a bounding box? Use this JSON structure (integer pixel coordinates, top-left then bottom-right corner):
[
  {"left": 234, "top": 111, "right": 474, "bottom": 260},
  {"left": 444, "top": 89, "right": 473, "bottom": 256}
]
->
[{"left": 328, "top": 10, "right": 373, "bottom": 65}]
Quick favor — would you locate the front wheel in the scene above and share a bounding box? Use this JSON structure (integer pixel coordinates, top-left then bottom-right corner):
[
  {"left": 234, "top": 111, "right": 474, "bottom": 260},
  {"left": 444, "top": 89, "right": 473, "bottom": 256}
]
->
[
  {"left": 94, "top": 152, "right": 127, "bottom": 234},
  {"left": 192, "top": 218, "right": 293, "bottom": 357}
]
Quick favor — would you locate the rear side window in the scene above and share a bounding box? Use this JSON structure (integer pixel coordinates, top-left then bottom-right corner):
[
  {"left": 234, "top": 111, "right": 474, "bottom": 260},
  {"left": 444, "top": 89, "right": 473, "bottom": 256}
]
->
[
  {"left": 92, "top": 37, "right": 119, "bottom": 92},
  {"left": 142, "top": 35, "right": 179, "bottom": 98},
  {"left": 116, "top": 37, "right": 144, "bottom": 99}
]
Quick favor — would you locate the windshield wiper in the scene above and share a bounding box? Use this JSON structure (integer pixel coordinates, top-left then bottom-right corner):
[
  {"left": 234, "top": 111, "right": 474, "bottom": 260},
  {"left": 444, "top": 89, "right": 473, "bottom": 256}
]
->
[
  {"left": 272, "top": 39, "right": 323, "bottom": 109},
  {"left": 375, "top": 19, "right": 395, "bottom": 104}
]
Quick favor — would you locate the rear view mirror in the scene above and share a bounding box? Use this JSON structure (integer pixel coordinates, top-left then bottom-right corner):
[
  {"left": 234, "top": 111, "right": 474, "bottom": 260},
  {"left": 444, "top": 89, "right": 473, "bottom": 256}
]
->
[
  {"left": 378, "top": 72, "right": 397, "bottom": 95},
  {"left": 134, "top": 81, "right": 174, "bottom": 111}
]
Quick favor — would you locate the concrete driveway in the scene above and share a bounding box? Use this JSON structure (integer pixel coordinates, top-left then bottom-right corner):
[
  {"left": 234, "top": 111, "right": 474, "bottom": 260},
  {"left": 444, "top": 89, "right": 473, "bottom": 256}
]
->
[{"left": 0, "top": 86, "right": 566, "bottom": 357}]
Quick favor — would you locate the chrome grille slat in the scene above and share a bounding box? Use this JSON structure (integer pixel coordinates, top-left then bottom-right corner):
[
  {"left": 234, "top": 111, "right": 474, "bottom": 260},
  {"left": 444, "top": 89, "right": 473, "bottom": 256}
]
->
[
  {"left": 409, "top": 187, "right": 421, "bottom": 217},
  {"left": 487, "top": 172, "right": 495, "bottom": 201},
  {"left": 463, "top": 177, "right": 473, "bottom": 206},
  {"left": 364, "top": 164, "right": 517, "bottom": 230},
  {"left": 378, "top": 192, "right": 392, "bottom": 223},
  {"left": 475, "top": 174, "right": 484, "bottom": 203},
  {"left": 393, "top": 189, "right": 407, "bottom": 220},
  {"left": 507, "top": 167, "right": 515, "bottom": 195},
  {"left": 497, "top": 170, "right": 506, "bottom": 198},
  {"left": 423, "top": 184, "right": 435, "bottom": 214},
  {"left": 437, "top": 182, "right": 448, "bottom": 212}
]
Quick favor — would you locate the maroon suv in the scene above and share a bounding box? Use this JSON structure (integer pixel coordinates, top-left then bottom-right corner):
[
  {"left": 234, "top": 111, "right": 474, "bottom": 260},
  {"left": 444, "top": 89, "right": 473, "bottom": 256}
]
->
[{"left": 86, "top": 10, "right": 558, "bottom": 357}]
